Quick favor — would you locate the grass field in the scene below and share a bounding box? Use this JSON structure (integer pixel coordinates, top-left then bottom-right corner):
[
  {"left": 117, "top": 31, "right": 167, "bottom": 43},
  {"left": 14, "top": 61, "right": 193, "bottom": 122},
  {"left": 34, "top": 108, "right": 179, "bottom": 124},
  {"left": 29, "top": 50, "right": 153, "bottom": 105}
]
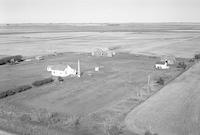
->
[
  {"left": 0, "top": 23, "right": 199, "bottom": 135},
  {"left": 0, "top": 52, "right": 187, "bottom": 135},
  {"left": 125, "top": 61, "right": 200, "bottom": 135},
  {"left": 1, "top": 53, "right": 168, "bottom": 114}
]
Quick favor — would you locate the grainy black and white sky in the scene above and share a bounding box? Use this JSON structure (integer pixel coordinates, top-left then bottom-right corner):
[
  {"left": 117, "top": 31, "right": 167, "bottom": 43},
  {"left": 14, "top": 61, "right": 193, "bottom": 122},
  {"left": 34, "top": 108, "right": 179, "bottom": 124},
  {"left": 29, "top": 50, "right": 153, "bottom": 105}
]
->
[{"left": 0, "top": 0, "right": 200, "bottom": 23}]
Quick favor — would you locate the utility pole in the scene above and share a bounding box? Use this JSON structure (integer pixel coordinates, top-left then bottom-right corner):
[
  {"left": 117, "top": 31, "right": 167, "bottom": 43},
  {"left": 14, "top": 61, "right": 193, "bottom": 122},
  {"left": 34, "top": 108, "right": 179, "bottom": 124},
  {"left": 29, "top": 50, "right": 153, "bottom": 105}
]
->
[{"left": 77, "top": 59, "right": 80, "bottom": 77}]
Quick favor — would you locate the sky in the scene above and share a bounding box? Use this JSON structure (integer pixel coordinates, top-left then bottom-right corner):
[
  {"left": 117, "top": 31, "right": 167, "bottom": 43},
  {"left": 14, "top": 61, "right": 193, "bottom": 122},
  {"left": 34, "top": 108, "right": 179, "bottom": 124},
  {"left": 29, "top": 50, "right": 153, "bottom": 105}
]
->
[{"left": 0, "top": 0, "right": 200, "bottom": 23}]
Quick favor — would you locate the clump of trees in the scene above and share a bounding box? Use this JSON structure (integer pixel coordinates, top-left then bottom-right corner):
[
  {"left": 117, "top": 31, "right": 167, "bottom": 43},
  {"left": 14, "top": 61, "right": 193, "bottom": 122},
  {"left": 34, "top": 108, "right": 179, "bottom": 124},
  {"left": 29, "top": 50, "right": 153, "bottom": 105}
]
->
[
  {"left": 194, "top": 53, "right": 200, "bottom": 60},
  {"left": 156, "top": 77, "right": 164, "bottom": 85},
  {"left": 0, "top": 85, "right": 32, "bottom": 99},
  {"left": 32, "top": 78, "right": 54, "bottom": 87},
  {"left": 0, "top": 77, "right": 54, "bottom": 99},
  {"left": 177, "top": 62, "right": 187, "bottom": 69},
  {"left": 189, "top": 58, "right": 195, "bottom": 62},
  {"left": 0, "top": 55, "right": 24, "bottom": 65}
]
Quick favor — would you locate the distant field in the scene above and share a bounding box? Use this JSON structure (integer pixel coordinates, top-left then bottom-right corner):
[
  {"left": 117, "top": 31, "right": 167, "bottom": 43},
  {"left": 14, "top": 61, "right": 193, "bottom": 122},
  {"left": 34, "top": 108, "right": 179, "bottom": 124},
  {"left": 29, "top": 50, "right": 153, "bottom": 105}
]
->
[{"left": 0, "top": 23, "right": 200, "bottom": 58}]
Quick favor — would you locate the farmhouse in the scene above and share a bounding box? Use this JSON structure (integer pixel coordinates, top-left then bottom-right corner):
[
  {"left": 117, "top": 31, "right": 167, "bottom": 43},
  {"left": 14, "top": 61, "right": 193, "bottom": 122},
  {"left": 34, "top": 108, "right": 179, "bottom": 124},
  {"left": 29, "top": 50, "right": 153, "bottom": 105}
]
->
[
  {"left": 47, "top": 65, "right": 77, "bottom": 77},
  {"left": 155, "top": 61, "right": 169, "bottom": 69}
]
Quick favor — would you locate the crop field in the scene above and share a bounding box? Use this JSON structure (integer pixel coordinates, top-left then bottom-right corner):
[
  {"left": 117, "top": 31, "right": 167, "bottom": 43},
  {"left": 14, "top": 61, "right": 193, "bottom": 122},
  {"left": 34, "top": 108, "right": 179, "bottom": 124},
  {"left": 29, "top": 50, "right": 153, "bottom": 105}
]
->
[{"left": 0, "top": 24, "right": 200, "bottom": 58}]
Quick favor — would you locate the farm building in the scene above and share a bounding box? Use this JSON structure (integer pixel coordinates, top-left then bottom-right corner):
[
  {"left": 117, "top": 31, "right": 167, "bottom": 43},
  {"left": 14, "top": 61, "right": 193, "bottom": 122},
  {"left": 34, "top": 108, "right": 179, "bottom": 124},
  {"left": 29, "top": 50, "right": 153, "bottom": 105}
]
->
[
  {"left": 155, "top": 61, "right": 169, "bottom": 69},
  {"left": 91, "top": 48, "right": 116, "bottom": 57},
  {"left": 47, "top": 65, "right": 77, "bottom": 77},
  {"left": 35, "top": 56, "right": 44, "bottom": 60},
  {"left": 161, "top": 55, "right": 176, "bottom": 65}
]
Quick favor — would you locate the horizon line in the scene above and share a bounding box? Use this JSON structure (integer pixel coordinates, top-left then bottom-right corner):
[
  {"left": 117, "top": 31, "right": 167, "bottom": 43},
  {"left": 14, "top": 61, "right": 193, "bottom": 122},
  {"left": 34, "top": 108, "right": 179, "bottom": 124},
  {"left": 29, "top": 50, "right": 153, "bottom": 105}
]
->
[{"left": 1, "top": 22, "right": 200, "bottom": 25}]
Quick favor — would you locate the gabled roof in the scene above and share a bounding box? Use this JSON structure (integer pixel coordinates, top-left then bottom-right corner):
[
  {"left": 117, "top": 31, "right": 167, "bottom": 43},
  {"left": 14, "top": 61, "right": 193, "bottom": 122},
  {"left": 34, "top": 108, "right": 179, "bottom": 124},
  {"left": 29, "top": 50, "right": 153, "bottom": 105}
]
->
[
  {"left": 156, "top": 61, "right": 166, "bottom": 65},
  {"left": 50, "top": 65, "right": 67, "bottom": 71},
  {"left": 161, "top": 55, "right": 176, "bottom": 61}
]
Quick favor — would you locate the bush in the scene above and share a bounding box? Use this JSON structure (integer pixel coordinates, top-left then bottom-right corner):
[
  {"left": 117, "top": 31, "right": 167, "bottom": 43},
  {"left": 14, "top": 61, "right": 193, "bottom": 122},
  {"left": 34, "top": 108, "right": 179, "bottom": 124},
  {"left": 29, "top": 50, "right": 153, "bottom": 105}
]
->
[
  {"left": 194, "top": 53, "right": 200, "bottom": 59},
  {"left": 0, "top": 85, "right": 32, "bottom": 99},
  {"left": 177, "top": 62, "right": 187, "bottom": 69},
  {"left": 58, "top": 77, "right": 64, "bottom": 82},
  {"left": 0, "top": 55, "right": 23, "bottom": 65},
  {"left": 156, "top": 77, "right": 164, "bottom": 85},
  {"left": 189, "top": 58, "right": 195, "bottom": 62},
  {"left": 32, "top": 78, "right": 54, "bottom": 87},
  {"left": 20, "top": 114, "right": 32, "bottom": 122},
  {"left": 65, "top": 115, "right": 82, "bottom": 128},
  {"left": 103, "top": 119, "right": 123, "bottom": 135},
  {"left": 144, "top": 130, "right": 158, "bottom": 135}
]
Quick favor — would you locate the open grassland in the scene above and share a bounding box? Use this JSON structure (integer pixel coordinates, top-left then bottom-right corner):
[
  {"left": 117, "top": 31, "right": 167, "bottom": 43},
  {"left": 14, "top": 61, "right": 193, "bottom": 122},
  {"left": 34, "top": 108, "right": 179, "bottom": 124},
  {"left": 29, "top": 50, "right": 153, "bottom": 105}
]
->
[
  {"left": 0, "top": 23, "right": 199, "bottom": 135},
  {"left": 125, "top": 61, "right": 200, "bottom": 135},
  {"left": 1, "top": 53, "right": 167, "bottom": 114},
  {"left": 0, "top": 23, "right": 200, "bottom": 58},
  {"left": 0, "top": 52, "right": 188, "bottom": 135}
]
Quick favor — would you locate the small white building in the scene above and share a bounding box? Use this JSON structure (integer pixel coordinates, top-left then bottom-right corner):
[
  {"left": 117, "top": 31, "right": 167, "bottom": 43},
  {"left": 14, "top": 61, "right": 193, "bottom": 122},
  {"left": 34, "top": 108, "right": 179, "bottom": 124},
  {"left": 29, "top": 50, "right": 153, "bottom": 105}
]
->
[
  {"left": 35, "top": 56, "right": 44, "bottom": 60},
  {"left": 47, "top": 65, "right": 77, "bottom": 77},
  {"left": 155, "top": 61, "right": 169, "bottom": 69}
]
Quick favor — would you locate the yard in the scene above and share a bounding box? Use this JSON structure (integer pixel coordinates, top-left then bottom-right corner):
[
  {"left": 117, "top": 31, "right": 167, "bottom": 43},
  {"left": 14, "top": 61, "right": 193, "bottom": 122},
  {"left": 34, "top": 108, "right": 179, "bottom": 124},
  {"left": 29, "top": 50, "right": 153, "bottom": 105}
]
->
[{"left": 0, "top": 52, "right": 188, "bottom": 135}]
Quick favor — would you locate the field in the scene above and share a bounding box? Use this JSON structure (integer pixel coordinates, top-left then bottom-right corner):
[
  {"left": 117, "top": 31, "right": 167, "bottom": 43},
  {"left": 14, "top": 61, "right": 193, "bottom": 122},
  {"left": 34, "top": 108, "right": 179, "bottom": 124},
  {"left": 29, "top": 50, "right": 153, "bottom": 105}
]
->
[
  {"left": 0, "top": 53, "right": 178, "bottom": 113},
  {"left": 1, "top": 23, "right": 200, "bottom": 58},
  {"left": 0, "top": 52, "right": 187, "bottom": 135},
  {"left": 125, "top": 61, "right": 200, "bottom": 135},
  {"left": 0, "top": 23, "right": 200, "bottom": 135}
]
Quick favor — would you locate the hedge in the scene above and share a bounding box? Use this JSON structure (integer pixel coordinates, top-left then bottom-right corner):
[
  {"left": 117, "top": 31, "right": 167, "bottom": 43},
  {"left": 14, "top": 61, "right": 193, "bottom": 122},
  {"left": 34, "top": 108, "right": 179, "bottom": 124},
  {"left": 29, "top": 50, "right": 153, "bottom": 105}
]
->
[
  {"left": 0, "top": 55, "right": 24, "bottom": 65},
  {"left": 0, "top": 85, "right": 32, "bottom": 99},
  {"left": 32, "top": 78, "right": 54, "bottom": 87}
]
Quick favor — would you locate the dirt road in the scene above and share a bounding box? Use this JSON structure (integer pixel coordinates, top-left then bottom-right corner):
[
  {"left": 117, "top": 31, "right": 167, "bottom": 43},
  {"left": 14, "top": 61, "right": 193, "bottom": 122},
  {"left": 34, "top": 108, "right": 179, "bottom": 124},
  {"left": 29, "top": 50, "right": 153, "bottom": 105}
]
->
[{"left": 125, "top": 61, "right": 200, "bottom": 135}]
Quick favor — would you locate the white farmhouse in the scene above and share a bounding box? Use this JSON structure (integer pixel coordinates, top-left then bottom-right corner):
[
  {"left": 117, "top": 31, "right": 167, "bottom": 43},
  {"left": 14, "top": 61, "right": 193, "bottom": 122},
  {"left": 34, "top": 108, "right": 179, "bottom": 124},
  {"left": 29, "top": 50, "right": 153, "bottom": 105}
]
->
[
  {"left": 47, "top": 65, "right": 77, "bottom": 77},
  {"left": 155, "top": 61, "right": 169, "bottom": 69}
]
